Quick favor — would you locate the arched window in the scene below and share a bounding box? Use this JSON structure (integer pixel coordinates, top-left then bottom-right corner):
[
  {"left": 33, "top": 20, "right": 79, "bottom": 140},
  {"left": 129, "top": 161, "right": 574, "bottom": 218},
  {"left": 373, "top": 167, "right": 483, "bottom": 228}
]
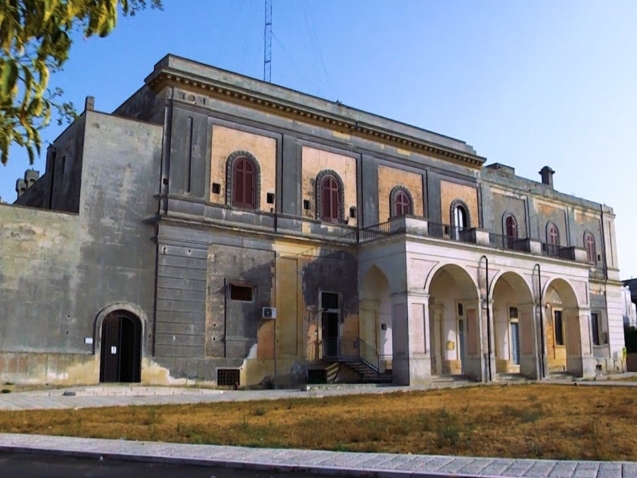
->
[
  {"left": 546, "top": 223, "right": 560, "bottom": 257},
  {"left": 454, "top": 205, "right": 468, "bottom": 229},
  {"left": 504, "top": 214, "right": 518, "bottom": 250},
  {"left": 226, "top": 151, "right": 260, "bottom": 210},
  {"left": 390, "top": 187, "right": 413, "bottom": 217},
  {"left": 232, "top": 158, "right": 256, "bottom": 209},
  {"left": 451, "top": 203, "right": 469, "bottom": 240},
  {"left": 585, "top": 232, "right": 597, "bottom": 264},
  {"left": 321, "top": 175, "right": 341, "bottom": 222},
  {"left": 505, "top": 215, "right": 518, "bottom": 238}
]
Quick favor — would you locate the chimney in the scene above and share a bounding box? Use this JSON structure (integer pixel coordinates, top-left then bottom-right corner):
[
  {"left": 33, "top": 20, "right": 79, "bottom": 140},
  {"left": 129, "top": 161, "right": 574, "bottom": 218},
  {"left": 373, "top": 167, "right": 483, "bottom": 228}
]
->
[
  {"left": 24, "top": 169, "right": 40, "bottom": 188},
  {"left": 85, "top": 96, "right": 95, "bottom": 111},
  {"left": 16, "top": 178, "right": 26, "bottom": 198},
  {"left": 539, "top": 166, "right": 555, "bottom": 188}
]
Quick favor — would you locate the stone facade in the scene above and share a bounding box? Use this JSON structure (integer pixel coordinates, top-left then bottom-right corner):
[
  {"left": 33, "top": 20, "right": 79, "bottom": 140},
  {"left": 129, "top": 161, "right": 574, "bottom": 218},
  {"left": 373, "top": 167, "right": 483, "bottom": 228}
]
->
[{"left": 0, "top": 54, "right": 627, "bottom": 386}]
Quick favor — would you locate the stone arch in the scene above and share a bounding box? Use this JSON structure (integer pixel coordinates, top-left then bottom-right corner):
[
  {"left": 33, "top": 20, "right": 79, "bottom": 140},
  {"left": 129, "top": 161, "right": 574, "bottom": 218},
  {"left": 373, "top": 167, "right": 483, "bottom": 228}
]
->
[
  {"left": 359, "top": 265, "right": 392, "bottom": 365},
  {"left": 93, "top": 302, "right": 149, "bottom": 358},
  {"left": 426, "top": 263, "right": 481, "bottom": 379},
  {"left": 541, "top": 278, "right": 585, "bottom": 376},
  {"left": 225, "top": 150, "right": 261, "bottom": 209},
  {"left": 424, "top": 262, "right": 479, "bottom": 296},
  {"left": 490, "top": 271, "right": 537, "bottom": 378},
  {"left": 315, "top": 169, "right": 345, "bottom": 223}
]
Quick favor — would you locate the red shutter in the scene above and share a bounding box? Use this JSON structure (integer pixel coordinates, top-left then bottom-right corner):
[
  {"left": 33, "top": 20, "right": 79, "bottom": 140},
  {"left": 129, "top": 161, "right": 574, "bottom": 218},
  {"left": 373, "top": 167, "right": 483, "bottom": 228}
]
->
[
  {"left": 234, "top": 165, "right": 244, "bottom": 206},
  {"left": 331, "top": 183, "right": 339, "bottom": 221}
]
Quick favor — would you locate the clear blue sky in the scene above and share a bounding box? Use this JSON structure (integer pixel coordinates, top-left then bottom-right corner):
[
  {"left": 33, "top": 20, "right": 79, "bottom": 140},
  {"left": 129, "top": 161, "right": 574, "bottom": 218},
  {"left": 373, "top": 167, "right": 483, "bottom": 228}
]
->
[{"left": 2, "top": 1, "right": 636, "bottom": 278}]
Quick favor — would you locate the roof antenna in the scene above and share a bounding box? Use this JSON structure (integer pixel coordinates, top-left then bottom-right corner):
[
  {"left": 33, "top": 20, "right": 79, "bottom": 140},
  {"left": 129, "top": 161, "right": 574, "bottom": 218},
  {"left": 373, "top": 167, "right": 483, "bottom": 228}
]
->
[{"left": 264, "top": 0, "right": 272, "bottom": 82}]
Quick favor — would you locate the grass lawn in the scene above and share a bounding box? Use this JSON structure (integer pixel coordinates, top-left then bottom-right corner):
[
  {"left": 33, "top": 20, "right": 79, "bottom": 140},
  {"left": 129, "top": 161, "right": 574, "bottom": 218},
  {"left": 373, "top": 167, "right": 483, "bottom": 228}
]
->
[{"left": 0, "top": 384, "right": 635, "bottom": 461}]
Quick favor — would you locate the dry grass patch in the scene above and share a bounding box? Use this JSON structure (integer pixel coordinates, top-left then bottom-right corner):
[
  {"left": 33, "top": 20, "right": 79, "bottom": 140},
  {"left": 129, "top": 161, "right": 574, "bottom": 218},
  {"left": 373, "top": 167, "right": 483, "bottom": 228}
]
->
[{"left": 1, "top": 384, "right": 636, "bottom": 460}]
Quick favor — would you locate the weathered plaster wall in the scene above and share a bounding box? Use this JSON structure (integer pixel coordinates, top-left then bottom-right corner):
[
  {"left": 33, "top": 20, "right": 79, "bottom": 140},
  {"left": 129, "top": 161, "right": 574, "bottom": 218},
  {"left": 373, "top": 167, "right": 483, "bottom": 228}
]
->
[
  {"left": 490, "top": 191, "right": 528, "bottom": 238},
  {"left": 209, "top": 125, "right": 277, "bottom": 212},
  {"left": 0, "top": 111, "right": 162, "bottom": 384},
  {"left": 377, "top": 165, "right": 424, "bottom": 222}
]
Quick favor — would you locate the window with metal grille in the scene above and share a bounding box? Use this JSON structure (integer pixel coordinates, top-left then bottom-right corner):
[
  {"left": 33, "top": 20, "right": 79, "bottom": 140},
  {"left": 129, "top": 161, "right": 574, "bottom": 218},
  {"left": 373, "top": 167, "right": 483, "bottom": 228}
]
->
[
  {"left": 393, "top": 190, "right": 412, "bottom": 217},
  {"left": 232, "top": 157, "right": 256, "bottom": 209},
  {"left": 217, "top": 368, "right": 240, "bottom": 386},
  {"left": 321, "top": 175, "right": 340, "bottom": 222}
]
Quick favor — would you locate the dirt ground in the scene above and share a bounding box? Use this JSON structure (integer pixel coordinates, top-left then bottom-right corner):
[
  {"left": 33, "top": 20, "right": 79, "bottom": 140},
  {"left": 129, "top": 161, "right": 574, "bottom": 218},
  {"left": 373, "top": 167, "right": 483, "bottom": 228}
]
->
[{"left": 0, "top": 384, "right": 635, "bottom": 461}]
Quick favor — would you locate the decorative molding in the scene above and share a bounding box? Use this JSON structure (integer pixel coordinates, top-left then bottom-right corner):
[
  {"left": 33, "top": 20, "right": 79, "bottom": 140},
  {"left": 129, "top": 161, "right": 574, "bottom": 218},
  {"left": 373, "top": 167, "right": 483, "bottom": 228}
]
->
[
  {"left": 225, "top": 150, "right": 261, "bottom": 210},
  {"left": 148, "top": 72, "right": 486, "bottom": 169}
]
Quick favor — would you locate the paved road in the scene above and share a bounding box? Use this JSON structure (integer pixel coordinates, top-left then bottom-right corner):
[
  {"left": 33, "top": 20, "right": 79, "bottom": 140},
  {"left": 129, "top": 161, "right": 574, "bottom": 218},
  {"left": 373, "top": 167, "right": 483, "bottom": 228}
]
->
[{"left": 0, "top": 452, "right": 311, "bottom": 478}]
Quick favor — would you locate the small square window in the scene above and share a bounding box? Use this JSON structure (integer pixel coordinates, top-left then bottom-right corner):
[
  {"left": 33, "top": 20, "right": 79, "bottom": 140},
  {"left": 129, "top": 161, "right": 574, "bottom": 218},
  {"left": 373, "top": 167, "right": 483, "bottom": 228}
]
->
[
  {"left": 230, "top": 284, "right": 253, "bottom": 302},
  {"left": 212, "top": 183, "right": 221, "bottom": 194},
  {"left": 321, "top": 292, "right": 339, "bottom": 310},
  {"left": 303, "top": 199, "right": 311, "bottom": 210},
  {"left": 509, "top": 307, "right": 519, "bottom": 319},
  {"left": 267, "top": 192, "right": 275, "bottom": 204}
]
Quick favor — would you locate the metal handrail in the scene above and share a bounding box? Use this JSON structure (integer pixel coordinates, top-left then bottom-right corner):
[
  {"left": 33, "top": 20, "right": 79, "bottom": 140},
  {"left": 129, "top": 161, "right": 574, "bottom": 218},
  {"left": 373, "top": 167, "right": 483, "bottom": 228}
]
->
[{"left": 354, "top": 337, "right": 380, "bottom": 373}]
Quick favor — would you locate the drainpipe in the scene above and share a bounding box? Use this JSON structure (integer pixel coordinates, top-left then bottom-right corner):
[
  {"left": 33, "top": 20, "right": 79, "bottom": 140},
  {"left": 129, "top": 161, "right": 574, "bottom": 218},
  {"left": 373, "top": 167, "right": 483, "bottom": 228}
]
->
[
  {"left": 599, "top": 205, "right": 608, "bottom": 280},
  {"left": 480, "top": 255, "right": 492, "bottom": 382},
  {"left": 534, "top": 263, "right": 546, "bottom": 379}
]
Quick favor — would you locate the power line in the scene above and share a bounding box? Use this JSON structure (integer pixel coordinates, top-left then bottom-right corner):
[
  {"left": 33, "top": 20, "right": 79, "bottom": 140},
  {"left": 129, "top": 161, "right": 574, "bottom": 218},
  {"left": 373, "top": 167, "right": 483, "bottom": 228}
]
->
[{"left": 264, "top": 0, "right": 272, "bottom": 82}]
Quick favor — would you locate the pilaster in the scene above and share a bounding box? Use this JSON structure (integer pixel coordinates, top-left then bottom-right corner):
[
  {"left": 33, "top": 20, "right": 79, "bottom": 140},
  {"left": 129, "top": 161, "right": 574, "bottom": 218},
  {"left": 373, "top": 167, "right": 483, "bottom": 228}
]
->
[{"left": 390, "top": 290, "right": 431, "bottom": 385}]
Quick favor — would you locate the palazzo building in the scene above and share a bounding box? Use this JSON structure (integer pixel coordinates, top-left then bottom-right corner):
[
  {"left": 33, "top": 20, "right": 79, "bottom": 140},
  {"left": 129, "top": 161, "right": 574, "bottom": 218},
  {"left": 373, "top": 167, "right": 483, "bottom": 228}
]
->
[{"left": 0, "top": 55, "right": 626, "bottom": 386}]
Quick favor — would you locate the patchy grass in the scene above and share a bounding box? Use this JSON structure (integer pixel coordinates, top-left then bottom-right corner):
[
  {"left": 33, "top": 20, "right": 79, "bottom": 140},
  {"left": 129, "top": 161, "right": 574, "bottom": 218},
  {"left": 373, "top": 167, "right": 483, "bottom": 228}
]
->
[{"left": 0, "top": 384, "right": 636, "bottom": 461}]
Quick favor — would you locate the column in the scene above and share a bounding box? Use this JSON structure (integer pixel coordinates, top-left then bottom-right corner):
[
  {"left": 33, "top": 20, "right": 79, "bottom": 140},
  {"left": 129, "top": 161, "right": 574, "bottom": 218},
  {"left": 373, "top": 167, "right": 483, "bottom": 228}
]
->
[
  {"left": 480, "top": 299, "right": 495, "bottom": 382},
  {"left": 390, "top": 291, "right": 431, "bottom": 385},
  {"left": 519, "top": 303, "right": 539, "bottom": 379}
]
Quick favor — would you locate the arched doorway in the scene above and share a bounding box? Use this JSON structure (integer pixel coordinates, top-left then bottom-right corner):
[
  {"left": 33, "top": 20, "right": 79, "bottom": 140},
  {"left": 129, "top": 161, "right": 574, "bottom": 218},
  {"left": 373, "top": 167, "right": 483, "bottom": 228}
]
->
[
  {"left": 427, "top": 264, "right": 480, "bottom": 378},
  {"left": 491, "top": 272, "right": 536, "bottom": 378},
  {"left": 359, "top": 265, "right": 392, "bottom": 371},
  {"left": 100, "top": 311, "right": 142, "bottom": 383},
  {"left": 543, "top": 279, "right": 581, "bottom": 375}
]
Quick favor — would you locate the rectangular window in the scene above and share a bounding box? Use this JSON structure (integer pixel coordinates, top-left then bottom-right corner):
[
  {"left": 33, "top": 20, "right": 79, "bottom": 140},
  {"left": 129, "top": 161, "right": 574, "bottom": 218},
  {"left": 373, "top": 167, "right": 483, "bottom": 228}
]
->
[
  {"left": 230, "top": 284, "right": 253, "bottom": 302},
  {"left": 554, "top": 310, "right": 564, "bottom": 346},
  {"left": 591, "top": 312, "right": 601, "bottom": 346},
  {"left": 509, "top": 307, "right": 519, "bottom": 319},
  {"left": 321, "top": 292, "right": 339, "bottom": 310}
]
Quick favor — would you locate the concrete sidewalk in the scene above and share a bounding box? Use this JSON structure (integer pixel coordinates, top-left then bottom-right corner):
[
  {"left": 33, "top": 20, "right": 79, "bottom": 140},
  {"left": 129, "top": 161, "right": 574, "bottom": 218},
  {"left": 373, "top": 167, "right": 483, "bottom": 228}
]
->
[{"left": 0, "top": 433, "right": 633, "bottom": 478}]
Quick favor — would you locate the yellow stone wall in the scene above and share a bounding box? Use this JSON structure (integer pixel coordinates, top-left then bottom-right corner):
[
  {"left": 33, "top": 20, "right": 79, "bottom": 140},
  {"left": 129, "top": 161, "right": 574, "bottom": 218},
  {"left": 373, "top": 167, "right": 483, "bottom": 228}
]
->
[
  {"left": 440, "top": 180, "right": 479, "bottom": 227},
  {"left": 301, "top": 146, "right": 358, "bottom": 226},
  {"left": 377, "top": 165, "right": 424, "bottom": 222},
  {"left": 209, "top": 125, "right": 277, "bottom": 212}
]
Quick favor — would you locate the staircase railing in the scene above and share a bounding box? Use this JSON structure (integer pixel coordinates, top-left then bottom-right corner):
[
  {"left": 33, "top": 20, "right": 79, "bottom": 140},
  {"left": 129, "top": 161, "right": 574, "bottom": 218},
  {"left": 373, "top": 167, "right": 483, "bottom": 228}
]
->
[
  {"left": 355, "top": 337, "right": 381, "bottom": 373},
  {"left": 322, "top": 336, "right": 387, "bottom": 376}
]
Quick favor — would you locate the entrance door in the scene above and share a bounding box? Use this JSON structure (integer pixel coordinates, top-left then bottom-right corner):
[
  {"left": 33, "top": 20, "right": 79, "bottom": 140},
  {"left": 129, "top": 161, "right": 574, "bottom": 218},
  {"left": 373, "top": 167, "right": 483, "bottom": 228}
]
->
[
  {"left": 322, "top": 312, "right": 339, "bottom": 358},
  {"left": 100, "top": 312, "right": 142, "bottom": 383},
  {"left": 510, "top": 322, "right": 520, "bottom": 365}
]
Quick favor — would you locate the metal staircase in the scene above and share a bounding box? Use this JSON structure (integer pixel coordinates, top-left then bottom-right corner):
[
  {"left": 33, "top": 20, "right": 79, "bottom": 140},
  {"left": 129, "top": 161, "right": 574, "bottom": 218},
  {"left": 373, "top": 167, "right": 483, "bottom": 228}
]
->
[{"left": 318, "top": 337, "right": 392, "bottom": 384}]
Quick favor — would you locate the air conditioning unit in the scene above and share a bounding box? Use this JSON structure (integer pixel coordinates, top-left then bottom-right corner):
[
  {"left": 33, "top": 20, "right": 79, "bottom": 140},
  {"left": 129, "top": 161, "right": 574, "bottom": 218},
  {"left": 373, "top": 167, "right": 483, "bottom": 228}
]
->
[{"left": 262, "top": 307, "right": 277, "bottom": 319}]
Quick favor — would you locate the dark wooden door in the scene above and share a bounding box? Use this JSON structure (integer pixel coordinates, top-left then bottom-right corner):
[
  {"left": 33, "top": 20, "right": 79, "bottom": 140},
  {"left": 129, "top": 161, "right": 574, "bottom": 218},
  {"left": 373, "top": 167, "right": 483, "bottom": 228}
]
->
[
  {"left": 100, "top": 312, "right": 141, "bottom": 383},
  {"left": 322, "top": 312, "right": 339, "bottom": 358}
]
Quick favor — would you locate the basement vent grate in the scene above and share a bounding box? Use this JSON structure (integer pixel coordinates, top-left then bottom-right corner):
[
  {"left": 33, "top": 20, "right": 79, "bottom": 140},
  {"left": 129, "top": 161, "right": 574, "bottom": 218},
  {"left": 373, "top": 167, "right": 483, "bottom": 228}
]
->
[{"left": 217, "top": 368, "right": 240, "bottom": 387}]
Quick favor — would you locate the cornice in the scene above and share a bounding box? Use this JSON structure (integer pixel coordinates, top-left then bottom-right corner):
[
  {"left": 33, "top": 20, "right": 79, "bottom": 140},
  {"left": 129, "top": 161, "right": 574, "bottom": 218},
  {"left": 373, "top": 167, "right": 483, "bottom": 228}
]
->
[{"left": 147, "top": 70, "right": 486, "bottom": 170}]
